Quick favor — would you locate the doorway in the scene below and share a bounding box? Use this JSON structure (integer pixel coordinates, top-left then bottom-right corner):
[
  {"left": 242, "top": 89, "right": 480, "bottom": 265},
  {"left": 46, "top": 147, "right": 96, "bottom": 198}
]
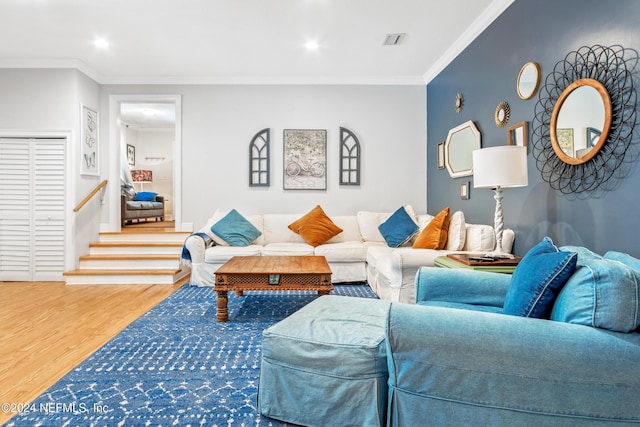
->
[{"left": 108, "top": 95, "right": 183, "bottom": 232}]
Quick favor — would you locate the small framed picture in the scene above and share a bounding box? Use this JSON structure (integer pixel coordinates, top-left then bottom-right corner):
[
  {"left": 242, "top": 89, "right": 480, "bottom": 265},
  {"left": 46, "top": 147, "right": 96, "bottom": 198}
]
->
[
  {"left": 127, "top": 144, "right": 135, "bottom": 165},
  {"left": 507, "top": 121, "right": 529, "bottom": 152},
  {"left": 437, "top": 141, "right": 445, "bottom": 169},
  {"left": 460, "top": 181, "right": 470, "bottom": 200}
]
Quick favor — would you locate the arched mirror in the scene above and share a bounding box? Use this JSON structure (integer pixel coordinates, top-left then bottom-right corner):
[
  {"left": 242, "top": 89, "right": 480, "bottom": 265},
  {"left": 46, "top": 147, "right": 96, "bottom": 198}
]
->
[
  {"left": 445, "top": 120, "right": 481, "bottom": 178},
  {"left": 550, "top": 78, "right": 611, "bottom": 165},
  {"left": 516, "top": 62, "right": 541, "bottom": 100}
]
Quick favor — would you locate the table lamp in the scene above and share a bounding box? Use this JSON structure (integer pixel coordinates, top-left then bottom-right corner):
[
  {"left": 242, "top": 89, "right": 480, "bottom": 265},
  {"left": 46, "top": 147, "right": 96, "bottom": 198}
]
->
[{"left": 473, "top": 145, "right": 528, "bottom": 258}]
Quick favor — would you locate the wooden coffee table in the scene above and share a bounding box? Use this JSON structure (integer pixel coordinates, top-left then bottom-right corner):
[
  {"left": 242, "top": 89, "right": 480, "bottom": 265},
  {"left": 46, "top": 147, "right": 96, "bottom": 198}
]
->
[{"left": 213, "top": 256, "right": 333, "bottom": 322}]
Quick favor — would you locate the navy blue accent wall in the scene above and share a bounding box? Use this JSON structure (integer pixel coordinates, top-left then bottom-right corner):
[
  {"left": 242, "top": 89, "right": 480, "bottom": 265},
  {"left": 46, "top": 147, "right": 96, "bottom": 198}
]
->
[{"left": 427, "top": 0, "right": 640, "bottom": 256}]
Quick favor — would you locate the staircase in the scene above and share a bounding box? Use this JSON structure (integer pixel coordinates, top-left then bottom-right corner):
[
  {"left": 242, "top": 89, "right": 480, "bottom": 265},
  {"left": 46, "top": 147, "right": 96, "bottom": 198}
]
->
[{"left": 63, "top": 227, "right": 191, "bottom": 285}]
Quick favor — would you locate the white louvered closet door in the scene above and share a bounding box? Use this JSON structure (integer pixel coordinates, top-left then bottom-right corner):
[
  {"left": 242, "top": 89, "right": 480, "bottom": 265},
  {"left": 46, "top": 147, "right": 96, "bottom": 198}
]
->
[{"left": 0, "top": 138, "right": 65, "bottom": 281}]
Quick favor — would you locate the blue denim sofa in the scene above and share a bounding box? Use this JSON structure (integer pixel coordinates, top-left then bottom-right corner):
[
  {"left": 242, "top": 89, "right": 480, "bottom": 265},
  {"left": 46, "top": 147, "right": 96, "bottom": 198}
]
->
[{"left": 386, "top": 247, "right": 640, "bottom": 425}]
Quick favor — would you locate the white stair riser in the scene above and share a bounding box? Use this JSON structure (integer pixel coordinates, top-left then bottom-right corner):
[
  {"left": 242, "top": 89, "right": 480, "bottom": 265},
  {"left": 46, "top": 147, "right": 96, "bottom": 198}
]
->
[
  {"left": 99, "top": 234, "right": 190, "bottom": 244},
  {"left": 90, "top": 246, "right": 182, "bottom": 256},
  {"left": 65, "top": 270, "right": 189, "bottom": 286},
  {"left": 79, "top": 259, "right": 180, "bottom": 270}
]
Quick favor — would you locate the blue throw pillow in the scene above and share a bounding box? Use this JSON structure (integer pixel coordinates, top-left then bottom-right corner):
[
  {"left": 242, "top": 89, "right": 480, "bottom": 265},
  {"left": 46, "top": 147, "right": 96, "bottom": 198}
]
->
[
  {"left": 134, "top": 191, "right": 157, "bottom": 201},
  {"left": 378, "top": 207, "right": 419, "bottom": 248},
  {"left": 503, "top": 237, "right": 577, "bottom": 318},
  {"left": 210, "top": 209, "right": 262, "bottom": 247}
]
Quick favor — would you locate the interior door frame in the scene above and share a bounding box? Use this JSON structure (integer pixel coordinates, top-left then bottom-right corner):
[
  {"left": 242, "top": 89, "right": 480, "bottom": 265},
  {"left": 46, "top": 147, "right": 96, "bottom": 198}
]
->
[{"left": 107, "top": 94, "right": 183, "bottom": 232}]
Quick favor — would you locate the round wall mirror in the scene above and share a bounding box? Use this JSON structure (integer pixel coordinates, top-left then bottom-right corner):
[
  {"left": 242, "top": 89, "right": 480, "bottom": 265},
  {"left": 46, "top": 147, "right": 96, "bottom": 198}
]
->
[
  {"left": 531, "top": 45, "right": 636, "bottom": 195},
  {"left": 494, "top": 101, "right": 510, "bottom": 127},
  {"left": 517, "top": 62, "right": 541, "bottom": 100},
  {"left": 550, "top": 78, "right": 612, "bottom": 165}
]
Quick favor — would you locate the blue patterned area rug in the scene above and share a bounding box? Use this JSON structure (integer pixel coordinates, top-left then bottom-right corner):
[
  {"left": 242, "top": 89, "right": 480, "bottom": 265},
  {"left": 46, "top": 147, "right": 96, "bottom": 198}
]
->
[{"left": 6, "top": 284, "right": 377, "bottom": 427}]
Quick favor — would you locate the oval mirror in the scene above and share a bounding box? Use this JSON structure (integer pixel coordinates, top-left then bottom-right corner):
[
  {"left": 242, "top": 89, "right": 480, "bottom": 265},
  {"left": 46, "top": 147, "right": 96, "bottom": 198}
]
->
[
  {"left": 550, "top": 78, "right": 612, "bottom": 165},
  {"left": 445, "top": 120, "right": 481, "bottom": 178},
  {"left": 517, "top": 62, "right": 541, "bottom": 100}
]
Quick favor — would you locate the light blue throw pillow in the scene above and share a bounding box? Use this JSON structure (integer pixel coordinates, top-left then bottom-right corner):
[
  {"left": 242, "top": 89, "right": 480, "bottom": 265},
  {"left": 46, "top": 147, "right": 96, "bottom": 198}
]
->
[
  {"left": 211, "top": 209, "right": 262, "bottom": 247},
  {"left": 559, "top": 245, "right": 602, "bottom": 264},
  {"left": 378, "top": 207, "right": 419, "bottom": 248},
  {"left": 604, "top": 250, "right": 640, "bottom": 272},
  {"left": 550, "top": 253, "right": 640, "bottom": 333},
  {"left": 503, "top": 237, "right": 577, "bottom": 318},
  {"left": 134, "top": 191, "right": 157, "bottom": 201}
]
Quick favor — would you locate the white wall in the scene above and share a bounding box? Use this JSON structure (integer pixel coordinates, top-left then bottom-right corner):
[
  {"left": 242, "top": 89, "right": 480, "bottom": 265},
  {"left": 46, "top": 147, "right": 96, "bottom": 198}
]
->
[
  {"left": 102, "top": 84, "right": 427, "bottom": 230},
  {"left": 0, "top": 69, "right": 76, "bottom": 129},
  {"left": 0, "top": 69, "right": 102, "bottom": 272}
]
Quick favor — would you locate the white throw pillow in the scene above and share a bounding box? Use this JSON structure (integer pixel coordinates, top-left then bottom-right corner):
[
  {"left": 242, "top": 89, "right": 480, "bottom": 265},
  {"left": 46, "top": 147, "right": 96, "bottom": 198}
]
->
[
  {"left": 357, "top": 205, "right": 417, "bottom": 243},
  {"left": 445, "top": 211, "right": 466, "bottom": 251},
  {"left": 463, "top": 224, "right": 496, "bottom": 251},
  {"left": 204, "top": 209, "right": 265, "bottom": 246},
  {"left": 357, "top": 211, "right": 389, "bottom": 243},
  {"left": 203, "top": 209, "right": 229, "bottom": 245}
]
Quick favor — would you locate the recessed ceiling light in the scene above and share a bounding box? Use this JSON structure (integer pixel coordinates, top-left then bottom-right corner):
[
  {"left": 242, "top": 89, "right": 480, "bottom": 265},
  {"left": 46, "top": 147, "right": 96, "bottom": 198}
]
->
[
  {"left": 305, "top": 41, "right": 320, "bottom": 51},
  {"left": 93, "top": 38, "right": 110, "bottom": 49}
]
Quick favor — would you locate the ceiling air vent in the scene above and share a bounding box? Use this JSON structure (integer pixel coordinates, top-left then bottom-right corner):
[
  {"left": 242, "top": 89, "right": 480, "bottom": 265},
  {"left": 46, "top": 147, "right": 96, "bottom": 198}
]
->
[{"left": 383, "top": 33, "right": 406, "bottom": 46}]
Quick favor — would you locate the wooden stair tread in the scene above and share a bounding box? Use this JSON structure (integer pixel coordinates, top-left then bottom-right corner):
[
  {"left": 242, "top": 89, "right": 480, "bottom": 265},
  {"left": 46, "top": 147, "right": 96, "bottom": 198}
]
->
[
  {"left": 64, "top": 269, "right": 185, "bottom": 276},
  {"left": 79, "top": 254, "right": 180, "bottom": 261}
]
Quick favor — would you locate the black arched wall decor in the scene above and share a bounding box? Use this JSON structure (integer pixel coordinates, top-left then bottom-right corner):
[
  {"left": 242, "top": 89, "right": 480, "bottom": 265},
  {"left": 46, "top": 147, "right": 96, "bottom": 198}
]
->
[
  {"left": 249, "top": 128, "right": 270, "bottom": 187},
  {"left": 531, "top": 45, "right": 637, "bottom": 195},
  {"left": 339, "top": 127, "right": 361, "bottom": 185}
]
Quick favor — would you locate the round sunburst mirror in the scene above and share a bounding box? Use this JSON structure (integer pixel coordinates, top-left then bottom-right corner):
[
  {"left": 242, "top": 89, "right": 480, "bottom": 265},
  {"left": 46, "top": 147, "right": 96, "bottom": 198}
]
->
[
  {"left": 455, "top": 93, "right": 463, "bottom": 113},
  {"left": 531, "top": 45, "right": 637, "bottom": 195},
  {"left": 495, "top": 101, "right": 510, "bottom": 127}
]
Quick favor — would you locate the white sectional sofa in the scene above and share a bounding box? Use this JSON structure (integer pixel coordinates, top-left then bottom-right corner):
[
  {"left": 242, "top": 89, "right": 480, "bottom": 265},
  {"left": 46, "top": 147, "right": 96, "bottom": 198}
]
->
[{"left": 182, "top": 207, "right": 514, "bottom": 304}]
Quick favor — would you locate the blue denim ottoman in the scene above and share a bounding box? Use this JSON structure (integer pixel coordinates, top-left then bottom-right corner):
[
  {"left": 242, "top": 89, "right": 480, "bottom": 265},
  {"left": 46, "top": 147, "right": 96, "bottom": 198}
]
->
[{"left": 258, "top": 295, "right": 390, "bottom": 427}]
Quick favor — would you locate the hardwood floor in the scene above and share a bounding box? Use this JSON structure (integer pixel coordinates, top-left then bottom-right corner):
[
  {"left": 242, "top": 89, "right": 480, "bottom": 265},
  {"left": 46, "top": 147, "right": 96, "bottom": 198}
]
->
[{"left": 0, "top": 279, "right": 185, "bottom": 424}]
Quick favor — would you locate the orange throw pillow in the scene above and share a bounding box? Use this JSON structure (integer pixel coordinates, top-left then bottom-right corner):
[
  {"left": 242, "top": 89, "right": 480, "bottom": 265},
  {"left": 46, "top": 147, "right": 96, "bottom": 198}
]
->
[
  {"left": 413, "top": 207, "right": 451, "bottom": 249},
  {"left": 288, "top": 205, "right": 344, "bottom": 247}
]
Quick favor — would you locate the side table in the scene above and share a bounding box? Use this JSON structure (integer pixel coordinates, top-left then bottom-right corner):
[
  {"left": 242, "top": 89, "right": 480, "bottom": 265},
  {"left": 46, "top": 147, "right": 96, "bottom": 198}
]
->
[{"left": 434, "top": 254, "right": 521, "bottom": 274}]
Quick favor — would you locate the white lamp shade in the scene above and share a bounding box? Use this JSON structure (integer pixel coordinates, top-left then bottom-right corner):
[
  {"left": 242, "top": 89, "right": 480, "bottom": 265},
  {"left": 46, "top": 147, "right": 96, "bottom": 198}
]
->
[{"left": 473, "top": 146, "right": 528, "bottom": 189}]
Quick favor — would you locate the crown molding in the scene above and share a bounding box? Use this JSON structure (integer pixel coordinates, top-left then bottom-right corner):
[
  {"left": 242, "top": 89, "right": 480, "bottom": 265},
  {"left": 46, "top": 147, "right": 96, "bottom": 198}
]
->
[
  {"left": 99, "top": 74, "right": 427, "bottom": 86},
  {"left": 0, "top": 58, "right": 425, "bottom": 86},
  {"left": 0, "top": 58, "right": 105, "bottom": 82},
  {"left": 422, "top": 0, "right": 515, "bottom": 84}
]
